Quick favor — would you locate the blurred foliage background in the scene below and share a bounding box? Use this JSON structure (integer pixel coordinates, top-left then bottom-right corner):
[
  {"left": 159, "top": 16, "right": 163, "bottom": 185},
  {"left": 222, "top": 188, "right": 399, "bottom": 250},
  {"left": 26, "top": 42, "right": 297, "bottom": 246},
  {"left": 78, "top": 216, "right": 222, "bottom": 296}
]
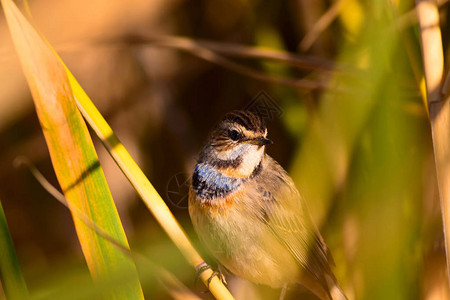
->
[{"left": 0, "top": 0, "right": 449, "bottom": 299}]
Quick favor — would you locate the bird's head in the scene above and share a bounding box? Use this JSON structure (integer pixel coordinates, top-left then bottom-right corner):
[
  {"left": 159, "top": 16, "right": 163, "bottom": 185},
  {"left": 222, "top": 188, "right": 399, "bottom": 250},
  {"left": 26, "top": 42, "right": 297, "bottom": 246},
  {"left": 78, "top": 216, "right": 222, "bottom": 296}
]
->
[{"left": 200, "top": 110, "right": 272, "bottom": 177}]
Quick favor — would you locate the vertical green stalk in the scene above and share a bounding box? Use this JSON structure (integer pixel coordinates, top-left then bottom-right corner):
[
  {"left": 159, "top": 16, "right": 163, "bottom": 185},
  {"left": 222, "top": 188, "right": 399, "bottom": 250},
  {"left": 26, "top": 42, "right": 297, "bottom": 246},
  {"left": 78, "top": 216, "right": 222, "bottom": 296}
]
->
[{"left": 0, "top": 200, "right": 29, "bottom": 300}]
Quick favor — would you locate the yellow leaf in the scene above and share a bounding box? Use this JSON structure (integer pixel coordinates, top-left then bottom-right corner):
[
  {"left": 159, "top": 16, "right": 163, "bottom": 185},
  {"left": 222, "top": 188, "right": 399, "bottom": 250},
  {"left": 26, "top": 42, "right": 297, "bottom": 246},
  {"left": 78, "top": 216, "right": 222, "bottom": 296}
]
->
[{"left": 1, "top": 0, "right": 143, "bottom": 298}]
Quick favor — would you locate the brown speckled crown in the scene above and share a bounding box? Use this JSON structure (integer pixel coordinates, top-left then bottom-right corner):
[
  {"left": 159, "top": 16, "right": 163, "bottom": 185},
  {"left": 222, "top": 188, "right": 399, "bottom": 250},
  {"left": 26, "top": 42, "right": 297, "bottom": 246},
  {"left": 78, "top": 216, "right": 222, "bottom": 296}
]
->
[
  {"left": 220, "top": 110, "right": 266, "bottom": 134},
  {"left": 203, "top": 110, "right": 267, "bottom": 153}
]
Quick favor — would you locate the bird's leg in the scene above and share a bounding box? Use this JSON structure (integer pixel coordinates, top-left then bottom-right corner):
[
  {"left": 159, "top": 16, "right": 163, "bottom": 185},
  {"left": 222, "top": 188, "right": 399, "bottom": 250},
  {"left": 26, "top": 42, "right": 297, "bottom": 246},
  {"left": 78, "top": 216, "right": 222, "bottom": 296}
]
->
[
  {"left": 279, "top": 283, "right": 288, "bottom": 300},
  {"left": 195, "top": 262, "right": 227, "bottom": 287},
  {"left": 194, "top": 262, "right": 210, "bottom": 285},
  {"left": 217, "top": 264, "right": 228, "bottom": 285}
]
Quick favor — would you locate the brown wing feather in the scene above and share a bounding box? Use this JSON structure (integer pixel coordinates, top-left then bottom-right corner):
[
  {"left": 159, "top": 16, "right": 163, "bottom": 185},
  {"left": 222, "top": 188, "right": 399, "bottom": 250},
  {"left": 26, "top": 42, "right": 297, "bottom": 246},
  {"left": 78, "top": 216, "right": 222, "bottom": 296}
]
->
[{"left": 256, "top": 156, "right": 336, "bottom": 292}]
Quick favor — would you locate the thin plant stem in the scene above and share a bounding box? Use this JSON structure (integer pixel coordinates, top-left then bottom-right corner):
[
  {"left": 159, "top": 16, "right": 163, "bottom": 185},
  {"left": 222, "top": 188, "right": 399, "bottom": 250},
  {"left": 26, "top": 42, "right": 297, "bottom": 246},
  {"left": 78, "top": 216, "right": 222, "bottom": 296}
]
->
[
  {"left": 416, "top": 0, "right": 450, "bottom": 284},
  {"left": 298, "top": 0, "right": 346, "bottom": 52}
]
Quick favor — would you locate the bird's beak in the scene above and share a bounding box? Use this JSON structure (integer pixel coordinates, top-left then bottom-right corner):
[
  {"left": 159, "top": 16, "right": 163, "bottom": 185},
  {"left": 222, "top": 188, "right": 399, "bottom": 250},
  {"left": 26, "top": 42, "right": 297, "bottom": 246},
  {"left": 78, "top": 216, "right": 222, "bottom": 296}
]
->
[{"left": 249, "top": 137, "right": 273, "bottom": 146}]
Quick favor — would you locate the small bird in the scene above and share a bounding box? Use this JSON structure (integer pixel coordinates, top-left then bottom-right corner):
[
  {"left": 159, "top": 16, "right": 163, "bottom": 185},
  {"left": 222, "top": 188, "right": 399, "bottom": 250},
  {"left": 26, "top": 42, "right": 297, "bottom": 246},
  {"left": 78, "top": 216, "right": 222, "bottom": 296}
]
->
[{"left": 189, "top": 110, "right": 346, "bottom": 300}]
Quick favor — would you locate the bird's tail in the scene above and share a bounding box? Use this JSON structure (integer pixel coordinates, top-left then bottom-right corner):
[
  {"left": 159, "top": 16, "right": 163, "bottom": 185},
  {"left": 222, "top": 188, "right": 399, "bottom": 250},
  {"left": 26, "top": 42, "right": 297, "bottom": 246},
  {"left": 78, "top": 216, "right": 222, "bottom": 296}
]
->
[
  {"left": 329, "top": 282, "right": 347, "bottom": 300},
  {"left": 323, "top": 273, "right": 347, "bottom": 300}
]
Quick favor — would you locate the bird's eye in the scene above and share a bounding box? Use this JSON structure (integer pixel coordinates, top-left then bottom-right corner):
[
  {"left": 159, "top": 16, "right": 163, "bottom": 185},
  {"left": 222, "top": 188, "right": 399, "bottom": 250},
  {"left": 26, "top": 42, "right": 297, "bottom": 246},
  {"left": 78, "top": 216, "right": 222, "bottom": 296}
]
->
[{"left": 228, "top": 130, "right": 241, "bottom": 141}]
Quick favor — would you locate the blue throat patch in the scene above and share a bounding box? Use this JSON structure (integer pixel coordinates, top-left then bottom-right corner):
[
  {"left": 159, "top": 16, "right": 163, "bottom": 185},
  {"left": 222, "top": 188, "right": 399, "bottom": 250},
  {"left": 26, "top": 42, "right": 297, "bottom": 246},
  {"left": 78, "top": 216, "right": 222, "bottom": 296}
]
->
[{"left": 192, "top": 163, "right": 242, "bottom": 199}]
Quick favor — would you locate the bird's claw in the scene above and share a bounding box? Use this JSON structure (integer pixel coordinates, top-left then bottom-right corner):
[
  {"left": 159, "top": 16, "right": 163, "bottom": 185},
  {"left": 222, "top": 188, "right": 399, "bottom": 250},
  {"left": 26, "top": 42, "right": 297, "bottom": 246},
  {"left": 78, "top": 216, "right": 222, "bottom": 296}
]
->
[{"left": 195, "top": 262, "right": 227, "bottom": 287}]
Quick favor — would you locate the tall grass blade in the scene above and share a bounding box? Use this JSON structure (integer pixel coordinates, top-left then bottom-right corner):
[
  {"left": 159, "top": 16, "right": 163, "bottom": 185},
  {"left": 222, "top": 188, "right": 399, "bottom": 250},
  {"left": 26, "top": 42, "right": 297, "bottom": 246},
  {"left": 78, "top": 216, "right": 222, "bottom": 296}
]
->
[
  {"left": 0, "top": 200, "right": 29, "bottom": 300},
  {"left": 1, "top": 0, "right": 143, "bottom": 298}
]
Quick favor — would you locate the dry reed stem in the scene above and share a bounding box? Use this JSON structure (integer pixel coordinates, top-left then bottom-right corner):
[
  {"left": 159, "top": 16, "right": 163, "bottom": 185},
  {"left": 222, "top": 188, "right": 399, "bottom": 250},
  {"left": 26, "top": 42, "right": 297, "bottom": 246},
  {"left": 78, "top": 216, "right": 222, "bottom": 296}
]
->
[
  {"left": 299, "top": 0, "right": 346, "bottom": 52},
  {"left": 416, "top": 0, "right": 450, "bottom": 283},
  {"left": 48, "top": 35, "right": 356, "bottom": 91}
]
